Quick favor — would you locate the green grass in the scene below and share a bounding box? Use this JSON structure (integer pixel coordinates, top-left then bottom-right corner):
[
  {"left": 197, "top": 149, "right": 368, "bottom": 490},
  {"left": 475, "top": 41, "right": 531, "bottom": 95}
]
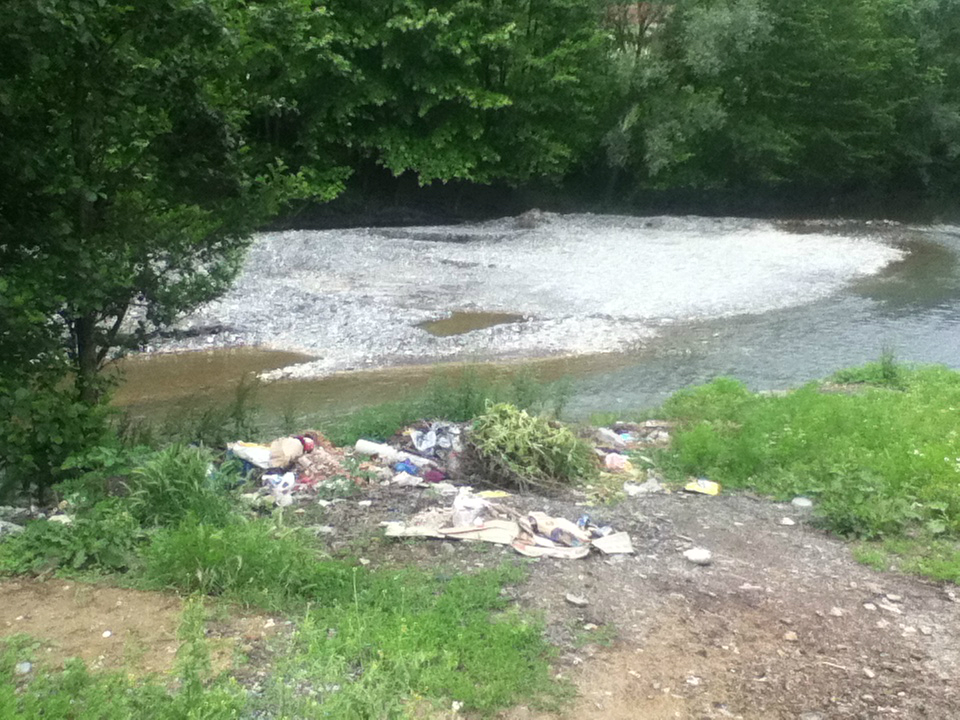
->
[
  {"left": 140, "top": 518, "right": 355, "bottom": 610},
  {"left": 259, "top": 563, "right": 564, "bottom": 717},
  {"left": 654, "top": 362, "right": 960, "bottom": 580},
  {"left": 854, "top": 536, "right": 960, "bottom": 583}
]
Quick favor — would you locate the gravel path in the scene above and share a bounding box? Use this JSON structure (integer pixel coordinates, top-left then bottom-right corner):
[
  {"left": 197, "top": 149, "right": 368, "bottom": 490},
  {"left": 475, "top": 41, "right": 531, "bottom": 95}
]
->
[{"left": 160, "top": 214, "right": 903, "bottom": 379}]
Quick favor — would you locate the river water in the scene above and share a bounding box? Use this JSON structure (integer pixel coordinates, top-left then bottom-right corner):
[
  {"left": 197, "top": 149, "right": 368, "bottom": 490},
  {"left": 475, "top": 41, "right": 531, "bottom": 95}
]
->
[{"left": 116, "top": 217, "right": 960, "bottom": 421}]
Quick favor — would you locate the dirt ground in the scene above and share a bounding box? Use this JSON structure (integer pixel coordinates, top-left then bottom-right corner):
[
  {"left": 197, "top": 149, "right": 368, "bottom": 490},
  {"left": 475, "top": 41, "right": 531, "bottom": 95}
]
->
[
  {"left": 0, "top": 579, "right": 279, "bottom": 676},
  {"left": 2, "top": 487, "right": 958, "bottom": 718},
  {"left": 319, "top": 486, "right": 960, "bottom": 720}
]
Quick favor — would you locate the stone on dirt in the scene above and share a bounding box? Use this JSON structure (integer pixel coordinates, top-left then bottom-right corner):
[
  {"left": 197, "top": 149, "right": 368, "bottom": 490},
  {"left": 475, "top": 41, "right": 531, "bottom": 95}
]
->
[
  {"left": 683, "top": 547, "right": 713, "bottom": 566},
  {"left": 565, "top": 593, "right": 589, "bottom": 607}
]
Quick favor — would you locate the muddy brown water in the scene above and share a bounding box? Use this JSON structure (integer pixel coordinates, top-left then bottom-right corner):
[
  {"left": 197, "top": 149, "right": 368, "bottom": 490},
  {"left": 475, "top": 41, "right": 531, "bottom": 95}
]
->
[
  {"left": 417, "top": 311, "right": 525, "bottom": 337},
  {"left": 112, "top": 346, "right": 642, "bottom": 425}
]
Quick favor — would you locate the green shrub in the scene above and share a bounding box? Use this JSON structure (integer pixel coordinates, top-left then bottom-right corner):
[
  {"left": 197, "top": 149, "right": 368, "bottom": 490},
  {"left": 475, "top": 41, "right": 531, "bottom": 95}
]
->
[
  {"left": 469, "top": 403, "right": 597, "bottom": 490},
  {"left": 831, "top": 349, "right": 906, "bottom": 389},
  {"left": 0, "top": 499, "right": 142, "bottom": 574},
  {"left": 125, "top": 445, "right": 235, "bottom": 528},
  {"left": 141, "top": 518, "right": 353, "bottom": 609}
]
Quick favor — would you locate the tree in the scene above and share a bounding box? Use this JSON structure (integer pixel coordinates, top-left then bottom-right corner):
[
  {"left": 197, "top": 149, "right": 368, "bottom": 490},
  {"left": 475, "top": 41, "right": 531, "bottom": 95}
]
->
[
  {"left": 0, "top": 0, "right": 327, "bottom": 495},
  {"left": 605, "top": 0, "right": 920, "bottom": 191}
]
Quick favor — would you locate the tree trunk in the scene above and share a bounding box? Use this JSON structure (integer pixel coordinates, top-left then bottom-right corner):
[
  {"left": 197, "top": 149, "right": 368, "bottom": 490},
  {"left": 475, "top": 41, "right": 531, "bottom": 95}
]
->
[{"left": 73, "top": 314, "right": 101, "bottom": 405}]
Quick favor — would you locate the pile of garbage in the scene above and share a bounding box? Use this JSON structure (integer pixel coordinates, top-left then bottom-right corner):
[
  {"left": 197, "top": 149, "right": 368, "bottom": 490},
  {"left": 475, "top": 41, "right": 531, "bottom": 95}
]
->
[
  {"left": 383, "top": 487, "right": 634, "bottom": 560},
  {"left": 593, "top": 421, "right": 674, "bottom": 475},
  {"left": 224, "top": 417, "right": 684, "bottom": 559},
  {"left": 227, "top": 422, "right": 468, "bottom": 507},
  {"left": 229, "top": 432, "right": 361, "bottom": 507}
]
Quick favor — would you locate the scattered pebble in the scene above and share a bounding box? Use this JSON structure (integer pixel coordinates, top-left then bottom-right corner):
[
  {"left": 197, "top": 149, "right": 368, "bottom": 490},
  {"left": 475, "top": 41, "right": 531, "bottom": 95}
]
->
[
  {"left": 358, "top": 500, "right": 372, "bottom": 507},
  {"left": 102, "top": 631, "right": 112, "bottom": 639},
  {"left": 780, "top": 517, "right": 796, "bottom": 526},
  {"left": 885, "top": 593, "right": 903, "bottom": 603},
  {"left": 565, "top": 593, "right": 589, "bottom": 607},
  {"left": 358, "top": 558, "right": 371, "bottom": 566},
  {"left": 583, "top": 623, "right": 598, "bottom": 631},
  {"left": 683, "top": 548, "right": 713, "bottom": 566},
  {"left": 829, "top": 607, "right": 844, "bottom": 617},
  {"left": 863, "top": 603, "right": 878, "bottom": 611},
  {"left": 921, "top": 626, "right": 934, "bottom": 636},
  {"left": 440, "top": 542, "right": 456, "bottom": 555},
  {"left": 791, "top": 497, "right": 814, "bottom": 508},
  {"left": 685, "top": 675, "right": 702, "bottom": 686},
  {"left": 263, "top": 619, "right": 276, "bottom": 629},
  {"left": 15, "top": 662, "right": 32, "bottom": 675},
  {"left": 783, "top": 631, "right": 799, "bottom": 642},
  {"left": 863, "top": 667, "right": 877, "bottom": 679}
]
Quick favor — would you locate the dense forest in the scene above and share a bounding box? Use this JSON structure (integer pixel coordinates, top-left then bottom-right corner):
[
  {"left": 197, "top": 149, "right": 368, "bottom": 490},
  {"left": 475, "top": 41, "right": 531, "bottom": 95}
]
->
[{"left": 2, "top": 0, "right": 960, "bottom": 494}]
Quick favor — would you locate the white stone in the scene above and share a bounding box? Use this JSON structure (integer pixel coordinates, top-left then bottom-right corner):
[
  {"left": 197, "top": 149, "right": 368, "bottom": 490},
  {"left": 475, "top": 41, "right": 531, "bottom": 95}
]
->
[{"left": 683, "top": 548, "right": 713, "bottom": 566}]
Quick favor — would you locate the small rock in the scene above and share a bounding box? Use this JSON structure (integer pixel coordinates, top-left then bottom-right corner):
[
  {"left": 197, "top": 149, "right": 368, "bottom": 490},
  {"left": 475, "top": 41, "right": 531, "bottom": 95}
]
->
[
  {"left": 15, "top": 662, "right": 32, "bottom": 675},
  {"left": 921, "top": 626, "right": 933, "bottom": 636},
  {"left": 863, "top": 603, "right": 877, "bottom": 611},
  {"left": 799, "top": 713, "right": 825, "bottom": 720},
  {"left": 902, "top": 626, "right": 917, "bottom": 636},
  {"left": 791, "top": 497, "right": 814, "bottom": 509},
  {"left": 0, "top": 520, "right": 25, "bottom": 537},
  {"left": 47, "top": 514, "right": 73, "bottom": 525},
  {"left": 263, "top": 619, "right": 276, "bottom": 629},
  {"left": 683, "top": 548, "right": 713, "bottom": 566},
  {"left": 565, "top": 593, "right": 589, "bottom": 608},
  {"left": 583, "top": 623, "right": 598, "bottom": 631},
  {"left": 440, "top": 543, "right": 456, "bottom": 555},
  {"left": 829, "top": 607, "right": 844, "bottom": 617},
  {"left": 685, "top": 675, "right": 702, "bottom": 686},
  {"left": 358, "top": 500, "right": 372, "bottom": 508},
  {"left": 102, "top": 631, "right": 112, "bottom": 639},
  {"left": 783, "top": 631, "right": 799, "bottom": 642},
  {"left": 780, "top": 517, "right": 796, "bottom": 526},
  {"left": 358, "top": 558, "right": 371, "bottom": 566},
  {"left": 885, "top": 593, "right": 903, "bottom": 603},
  {"left": 863, "top": 667, "right": 877, "bottom": 679}
]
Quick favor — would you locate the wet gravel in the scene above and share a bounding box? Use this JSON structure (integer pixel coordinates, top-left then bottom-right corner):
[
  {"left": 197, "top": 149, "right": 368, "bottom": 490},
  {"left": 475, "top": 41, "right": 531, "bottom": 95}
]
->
[{"left": 157, "top": 214, "right": 903, "bottom": 379}]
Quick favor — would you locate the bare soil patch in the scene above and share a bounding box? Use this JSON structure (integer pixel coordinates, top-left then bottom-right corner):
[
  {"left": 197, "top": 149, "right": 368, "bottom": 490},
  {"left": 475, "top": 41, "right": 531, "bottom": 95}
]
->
[
  {"left": 313, "top": 486, "right": 960, "bottom": 719},
  {"left": 0, "top": 580, "right": 278, "bottom": 676}
]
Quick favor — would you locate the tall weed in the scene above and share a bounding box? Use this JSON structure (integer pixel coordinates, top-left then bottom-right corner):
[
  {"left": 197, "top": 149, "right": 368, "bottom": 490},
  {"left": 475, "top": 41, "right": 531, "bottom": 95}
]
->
[
  {"left": 141, "top": 519, "right": 352, "bottom": 609},
  {"left": 125, "top": 445, "right": 235, "bottom": 528},
  {"left": 469, "top": 402, "right": 597, "bottom": 490}
]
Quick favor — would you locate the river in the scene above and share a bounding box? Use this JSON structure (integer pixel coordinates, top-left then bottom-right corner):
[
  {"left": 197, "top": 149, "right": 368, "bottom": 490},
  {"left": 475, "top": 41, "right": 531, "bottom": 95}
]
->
[{"left": 115, "top": 215, "right": 960, "bottom": 422}]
